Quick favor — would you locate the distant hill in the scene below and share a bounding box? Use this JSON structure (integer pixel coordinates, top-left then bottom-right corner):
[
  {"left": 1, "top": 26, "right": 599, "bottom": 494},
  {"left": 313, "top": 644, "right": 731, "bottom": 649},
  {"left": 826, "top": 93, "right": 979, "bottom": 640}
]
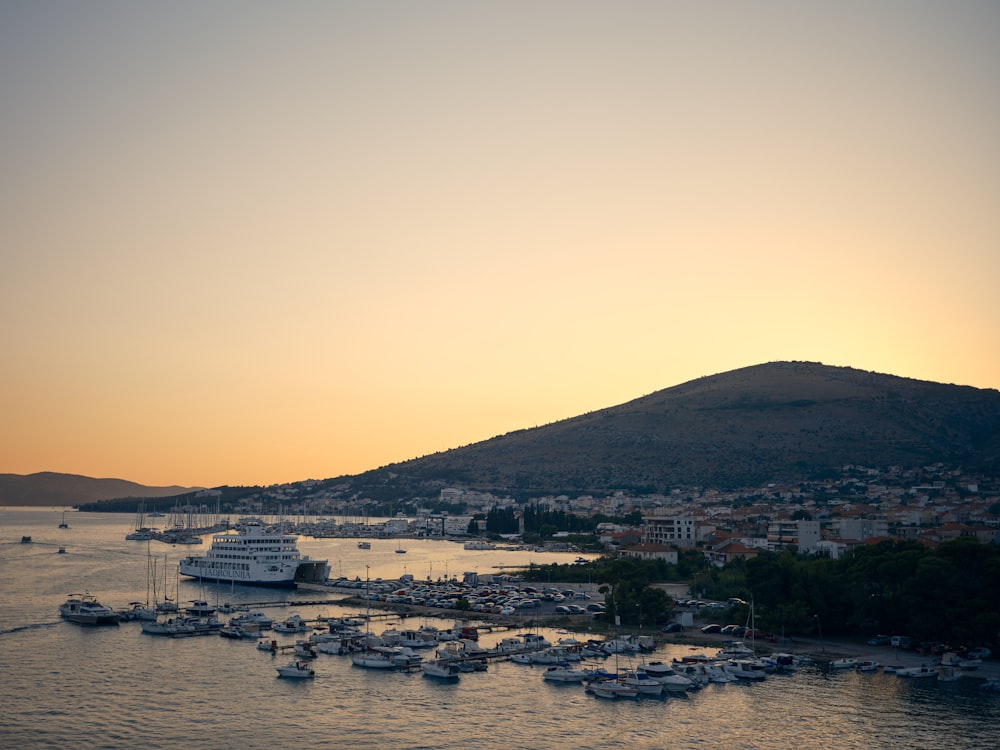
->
[
  {"left": 0, "top": 472, "right": 198, "bottom": 507},
  {"left": 340, "top": 361, "right": 1000, "bottom": 497}
]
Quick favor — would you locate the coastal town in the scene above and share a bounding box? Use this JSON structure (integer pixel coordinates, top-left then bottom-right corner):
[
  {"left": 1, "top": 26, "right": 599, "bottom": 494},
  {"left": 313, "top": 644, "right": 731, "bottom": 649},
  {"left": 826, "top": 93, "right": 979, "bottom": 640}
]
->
[{"left": 170, "top": 461, "right": 999, "bottom": 567}]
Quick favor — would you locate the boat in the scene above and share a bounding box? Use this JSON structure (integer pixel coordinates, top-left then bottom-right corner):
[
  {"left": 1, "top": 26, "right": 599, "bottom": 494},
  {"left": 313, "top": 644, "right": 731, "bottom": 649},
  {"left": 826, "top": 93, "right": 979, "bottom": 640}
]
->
[
  {"left": 230, "top": 610, "right": 273, "bottom": 629},
  {"left": 185, "top": 600, "right": 217, "bottom": 617},
  {"left": 273, "top": 614, "right": 312, "bottom": 633},
  {"left": 620, "top": 669, "right": 664, "bottom": 695},
  {"left": 59, "top": 594, "right": 120, "bottom": 625},
  {"left": 57, "top": 546, "right": 66, "bottom": 554},
  {"left": 585, "top": 679, "right": 640, "bottom": 699},
  {"left": 895, "top": 665, "right": 939, "bottom": 678},
  {"left": 422, "top": 660, "right": 461, "bottom": 680},
  {"left": 219, "top": 623, "right": 260, "bottom": 640},
  {"left": 178, "top": 521, "right": 329, "bottom": 588},
  {"left": 855, "top": 660, "right": 881, "bottom": 673},
  {"left": 140, "top": 616, "right": 222, "bottom": 636},
  {"left": 357, "top": 541, "right": 371, "bottom": 549},
  {"left": 640, "top": 660, "right": 697, "bottom": 691},
  {"left": 724, "top": 658, "right": 768, "bottom": 681},
  {"left": 276, "top": 660, "right": 315, "bottom": 678},
  {"left": 351, "top": 648, "right": 397, "bottom": 669},
  {"left": 542, "top": 664, "right": 590, "bottom": 683},
  {"left": 121, "top": 601, "right": 158, "bottom": 621},
  {"left": 830, "top": 657, "right": 859, "bottom": 670},
  {"left": 20, "top": 536, "right": 32, "bottom": 544},
  {"left": 58, "top": 511, "right": 70, "bottom": 529},
  {"left": 937, "top": 665, "right": 962, "bottom": 683}
]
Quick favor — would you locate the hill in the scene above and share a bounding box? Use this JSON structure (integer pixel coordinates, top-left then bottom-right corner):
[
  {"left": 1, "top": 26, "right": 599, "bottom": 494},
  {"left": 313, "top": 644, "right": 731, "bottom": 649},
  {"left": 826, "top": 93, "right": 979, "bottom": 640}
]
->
[
  {"left": 0, "top": 472, "right": 198, "bottom": 507},
  {"left": 341, "top": 361, "right": 1000, "bottom": 497}
]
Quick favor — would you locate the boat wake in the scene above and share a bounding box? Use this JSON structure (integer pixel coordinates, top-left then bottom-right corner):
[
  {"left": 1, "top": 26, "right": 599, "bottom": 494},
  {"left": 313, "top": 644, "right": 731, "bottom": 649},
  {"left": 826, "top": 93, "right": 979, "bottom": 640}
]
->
[{"left": 0, "top": 621, "right": 60, "bottom": 637}]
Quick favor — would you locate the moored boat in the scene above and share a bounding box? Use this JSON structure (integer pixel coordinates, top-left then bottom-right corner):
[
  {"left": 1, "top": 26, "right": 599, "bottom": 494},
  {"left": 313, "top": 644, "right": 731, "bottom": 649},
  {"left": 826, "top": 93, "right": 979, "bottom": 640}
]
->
[
  {"left": 422, "top": 659, "right": 461, "bottom": 680},
  {"left": 542, "top": 664, "right": 590, "bottom": 683},
  {"left": 179, "top": 521, "right": 329, "bottom": 588},
  {"left": 276, "top": 660, "right": 315, "bottom": 678}
]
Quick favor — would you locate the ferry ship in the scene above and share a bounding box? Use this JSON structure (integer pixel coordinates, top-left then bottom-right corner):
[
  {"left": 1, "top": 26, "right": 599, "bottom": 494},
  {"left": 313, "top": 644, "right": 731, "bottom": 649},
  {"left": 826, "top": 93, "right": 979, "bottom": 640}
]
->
[{"left": 178, "top": 522, "right": 329, "bottom": 588}]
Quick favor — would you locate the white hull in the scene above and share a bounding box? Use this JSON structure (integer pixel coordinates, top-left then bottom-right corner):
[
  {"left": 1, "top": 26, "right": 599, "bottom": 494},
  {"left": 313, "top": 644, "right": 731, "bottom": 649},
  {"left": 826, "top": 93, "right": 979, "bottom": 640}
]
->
[{"left": 178, "top": 522, "right": 328, "bottom": 588}]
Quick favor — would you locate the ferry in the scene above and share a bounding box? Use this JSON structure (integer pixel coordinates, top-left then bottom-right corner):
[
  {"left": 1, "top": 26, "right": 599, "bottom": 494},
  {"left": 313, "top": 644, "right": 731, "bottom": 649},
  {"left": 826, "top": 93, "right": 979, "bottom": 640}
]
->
[{"left": 178, "top": 522, "right": 329, "bottom": 588}]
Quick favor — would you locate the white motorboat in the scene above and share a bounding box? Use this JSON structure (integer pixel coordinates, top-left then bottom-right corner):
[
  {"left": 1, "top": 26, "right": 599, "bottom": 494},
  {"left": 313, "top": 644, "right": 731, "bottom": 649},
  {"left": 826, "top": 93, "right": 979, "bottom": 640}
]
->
[
  {"left": 542, "top": 664, "right": 590, "bottom": 683},
  {"left": 620, "top": 669, "right": 664, "bottom": 695},
  {"left": 273, "top": 614, "right": 312, "bottom": 633},
  {"left": 351, "top": 648, "right": 397, "bottom": 669},
  {"left": 895, "top": 665, "right": 939, "bottom": 678},
  {"left": 179, "top": 521, "right": 329, "bottom": 588},
  {"left": 276, "top": 660, "right": 315, "bottom": 678},
  {"left": 229, "top": 610, "right": 273, "bottom": 629},
  {"left": 725, "top": 658, "right": 768, "bottom": 680},
  {"left": 586, "top": 679, "right": 639, "bottom": 699},
  {"left": 219, "top": 623, "right": 259, "bottom": 639},
  {"left": 59, "top": 594, "right": 120, "bottom": 625},
  {"left": 141, "top": 616, "right": 221, "bottom": 637},
  {"left": 830, "top": 657, "right": 858, "bottom": 669},
  {"left": 422, "top": 660, "right": 461, "bottom": 680},
  {"left": 640, "top": 661, "right": 697, "bottom": 691}
]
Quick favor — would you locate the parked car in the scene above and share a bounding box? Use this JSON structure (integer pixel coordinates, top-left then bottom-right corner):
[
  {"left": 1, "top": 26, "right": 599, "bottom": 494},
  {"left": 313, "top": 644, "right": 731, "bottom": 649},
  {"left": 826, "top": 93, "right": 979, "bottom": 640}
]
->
[
  {"left": 890, "top": 635, "right": 912, "bottom": 649},
  {"left": 701, "top": 623, "right": 722, "bottom": 634},
  {"left": 867, "top": 634, "right": 891, "bottom": 646},
  {"left": 662, "top": 623, "right": 684, "bottom": 633},
  {"left": 969, "top": 647, "right": 992, "bottom": 660}
]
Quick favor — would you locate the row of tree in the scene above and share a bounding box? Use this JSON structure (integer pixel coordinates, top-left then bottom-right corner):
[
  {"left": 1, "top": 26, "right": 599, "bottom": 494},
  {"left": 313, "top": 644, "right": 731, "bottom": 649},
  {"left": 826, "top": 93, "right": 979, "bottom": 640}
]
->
[{"left": 520, "top": 538, "right": 1000, "bottom": 649}]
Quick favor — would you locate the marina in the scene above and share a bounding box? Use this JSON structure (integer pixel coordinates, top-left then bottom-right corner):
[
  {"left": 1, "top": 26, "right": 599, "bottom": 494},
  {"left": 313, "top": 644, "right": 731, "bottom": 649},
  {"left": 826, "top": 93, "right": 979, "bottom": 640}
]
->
[{"left": 3, "top": 507, "right": 1000, "bottom": 750}]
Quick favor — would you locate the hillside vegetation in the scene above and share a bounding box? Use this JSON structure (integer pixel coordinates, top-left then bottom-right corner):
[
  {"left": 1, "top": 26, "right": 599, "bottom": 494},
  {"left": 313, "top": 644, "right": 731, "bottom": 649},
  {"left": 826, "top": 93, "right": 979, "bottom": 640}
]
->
[{"left": 347, "top": 361, "right": 1000, "bottom": 497}]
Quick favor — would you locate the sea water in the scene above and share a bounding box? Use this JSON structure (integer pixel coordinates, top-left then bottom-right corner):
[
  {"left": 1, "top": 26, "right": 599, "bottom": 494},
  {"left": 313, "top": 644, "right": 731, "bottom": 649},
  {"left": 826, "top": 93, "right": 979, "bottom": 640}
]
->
[{"left": 2, "top": 507, "right": 999, "bottom": 750}]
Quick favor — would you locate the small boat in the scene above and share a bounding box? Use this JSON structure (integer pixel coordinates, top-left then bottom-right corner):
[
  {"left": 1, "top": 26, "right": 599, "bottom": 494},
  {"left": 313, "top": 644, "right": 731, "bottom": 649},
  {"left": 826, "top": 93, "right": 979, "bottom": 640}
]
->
[
  {"left": 20, "top": 536, "right": 32, "bottom": 544},
  {"left": 586, "top": 680, "right": 639, "bottom": 699},
  {"left": 422, "top": 660, "right": 461, "bottom": 680},
  {"left": 257, "top": 639, "right": 279, "bottom": 652},
  {"left": 895, "top": 665, "right": 939, "bottom": 679},
  {"left": 351, "top": 648, "right": 397, "bottom": 669},
  {"left": 273, "top": 614, "right": 312, "bottom": 633},
  {"left": 219, "top": 623, "right": 260, "bottom": 640},
  {"left": 542, "top": 664, "right": 590, "bottom": 683},
  {"left": 57, "top": 546, "right": 66, "bottom": 554},
  {"left": 185, "top": 600, "right": 217, "bottom": 617},
  {"left": 936, "top": 665, "right": 962, "bottom": 683},
  {"left": 856, "top": 660, "right": 881, "bottom": 673},
  {"left": 59, "top": 594, "right": 119, "bottom": 625},
  {"left": 357, "top": 541, "right": 371, "bottom": 549},
  {"left": 230, "top": 610, "right": 273, "bottom": 629},
  {"left": 276, "top": 660, "right": 315, "bottom": 679},
  {"left": 121, "top": 601, "right": 158, "bottom": 621},
  {"left": 620, "top": 669, "right": 664, "bottom": 695},
  {"left": 58, "top": 512, "right": 70, "bottom": 529},
  {"left": 830, "top": 658, "right": 859, "bottom": 670}
]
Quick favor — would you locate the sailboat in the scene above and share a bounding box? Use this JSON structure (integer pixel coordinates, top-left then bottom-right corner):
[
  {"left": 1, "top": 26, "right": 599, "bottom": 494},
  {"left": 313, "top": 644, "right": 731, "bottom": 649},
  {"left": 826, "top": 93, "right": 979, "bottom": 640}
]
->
[
  {"left": 351, "top": 566, "right": 396, "bottom": 669},
  {"left": 58, "top": 510, "right": 70, "bottom": 529},
  {"left": 395, "top": 539, "right": 406, "bottom": 554},
  {"left": 585, "top": 591, "right": 639, "bottom": 699},
  {"left": 156, "top": 554, "right": 179, "bottom": 614}
]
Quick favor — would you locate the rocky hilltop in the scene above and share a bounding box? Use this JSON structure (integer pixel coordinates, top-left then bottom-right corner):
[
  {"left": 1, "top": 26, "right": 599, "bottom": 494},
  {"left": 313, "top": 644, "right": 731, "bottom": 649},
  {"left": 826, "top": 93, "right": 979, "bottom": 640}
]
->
[{"left": 346, "top": 361, "right": 1000, "bottom": 497}]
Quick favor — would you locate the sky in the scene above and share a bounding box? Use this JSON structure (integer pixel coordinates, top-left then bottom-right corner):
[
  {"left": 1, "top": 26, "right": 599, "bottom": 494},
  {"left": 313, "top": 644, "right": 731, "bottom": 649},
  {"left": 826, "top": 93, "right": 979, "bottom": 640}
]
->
[{"left": 2, "top": 1, "right": 998, "bottom": 489}]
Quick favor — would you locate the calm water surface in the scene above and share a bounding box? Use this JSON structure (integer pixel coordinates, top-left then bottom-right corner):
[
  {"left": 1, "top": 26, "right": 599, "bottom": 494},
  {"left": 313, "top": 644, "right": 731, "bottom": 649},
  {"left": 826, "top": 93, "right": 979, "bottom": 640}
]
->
[{"left": 2, "top": 508, "right": 999, "bottom": 749}]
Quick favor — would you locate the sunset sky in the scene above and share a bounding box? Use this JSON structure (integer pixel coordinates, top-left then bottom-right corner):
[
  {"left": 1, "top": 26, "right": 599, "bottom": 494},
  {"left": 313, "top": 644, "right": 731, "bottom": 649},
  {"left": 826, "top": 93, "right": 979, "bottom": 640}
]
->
[{"left": 2, "top": 1, "right": 998, "bottom": 489}]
